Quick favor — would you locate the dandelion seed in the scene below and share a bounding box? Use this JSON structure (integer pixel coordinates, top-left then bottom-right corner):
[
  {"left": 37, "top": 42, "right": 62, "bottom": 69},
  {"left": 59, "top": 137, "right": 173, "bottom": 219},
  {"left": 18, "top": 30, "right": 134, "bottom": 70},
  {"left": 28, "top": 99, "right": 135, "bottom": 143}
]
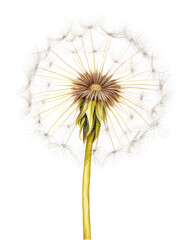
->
[{"left": 24, "top": 19, "right": 169, "bottom": 240}]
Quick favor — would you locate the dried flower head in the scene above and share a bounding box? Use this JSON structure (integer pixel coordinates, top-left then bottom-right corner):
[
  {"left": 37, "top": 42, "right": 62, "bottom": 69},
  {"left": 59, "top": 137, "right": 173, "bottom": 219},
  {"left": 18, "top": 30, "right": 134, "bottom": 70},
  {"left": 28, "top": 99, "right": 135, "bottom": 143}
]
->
[
  {"left": 23, "top": 19, "right": 169, "bottom": 240},
  {"left": 24, "top": 20, "right": 168, "bottom": 155}
]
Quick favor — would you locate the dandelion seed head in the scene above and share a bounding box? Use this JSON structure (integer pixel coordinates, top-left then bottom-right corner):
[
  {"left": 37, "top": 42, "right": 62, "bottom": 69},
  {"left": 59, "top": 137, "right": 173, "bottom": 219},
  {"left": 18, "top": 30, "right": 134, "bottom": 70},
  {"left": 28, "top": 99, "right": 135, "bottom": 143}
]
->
[{"left": 24, "top": 19, "right": 169, "bottom": 162}]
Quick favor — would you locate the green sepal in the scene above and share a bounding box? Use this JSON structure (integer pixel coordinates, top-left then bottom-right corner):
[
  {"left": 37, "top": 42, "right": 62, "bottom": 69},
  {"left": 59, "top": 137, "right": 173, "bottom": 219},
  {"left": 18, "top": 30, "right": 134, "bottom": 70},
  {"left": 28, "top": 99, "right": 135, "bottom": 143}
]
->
[
  {"left": 95, "top": 101, "right": 106, "bottom": 123},
  {"left": 93, "top": 116, "right": 101, "bottom": 141},
  {"left": 83, "top": 121, "right": 90, "bottom": 143},
  {"left": 79, "top": 116, "right": 86, "bottom": 139},
  {"left": 86, "top": 100, "right": 96, "bottom": 136},
  {"left": 76, "top": 99, "right": 89, "bottom": 125}
]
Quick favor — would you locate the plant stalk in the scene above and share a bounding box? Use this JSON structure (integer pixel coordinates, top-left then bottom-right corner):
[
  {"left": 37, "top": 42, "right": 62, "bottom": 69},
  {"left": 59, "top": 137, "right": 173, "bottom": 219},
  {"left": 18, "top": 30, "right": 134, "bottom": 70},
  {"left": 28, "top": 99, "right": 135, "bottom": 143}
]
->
[{"left": 82, "top": 132, "right": 94, "bottom": 240}]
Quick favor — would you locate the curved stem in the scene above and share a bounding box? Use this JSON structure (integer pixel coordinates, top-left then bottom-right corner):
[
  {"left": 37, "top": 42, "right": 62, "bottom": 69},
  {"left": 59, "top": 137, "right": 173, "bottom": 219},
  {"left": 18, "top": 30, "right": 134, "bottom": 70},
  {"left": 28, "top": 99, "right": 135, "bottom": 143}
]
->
[{"left": 82, "top": 132, "right": 94, "bottom": 240}]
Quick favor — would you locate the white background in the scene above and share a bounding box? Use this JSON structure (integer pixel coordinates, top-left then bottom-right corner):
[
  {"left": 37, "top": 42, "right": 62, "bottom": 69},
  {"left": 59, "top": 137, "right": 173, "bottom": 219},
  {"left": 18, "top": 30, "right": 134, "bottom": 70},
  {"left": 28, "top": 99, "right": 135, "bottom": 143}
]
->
[{"left": 0, "top": 0, "right": 192, "bottom": 239}]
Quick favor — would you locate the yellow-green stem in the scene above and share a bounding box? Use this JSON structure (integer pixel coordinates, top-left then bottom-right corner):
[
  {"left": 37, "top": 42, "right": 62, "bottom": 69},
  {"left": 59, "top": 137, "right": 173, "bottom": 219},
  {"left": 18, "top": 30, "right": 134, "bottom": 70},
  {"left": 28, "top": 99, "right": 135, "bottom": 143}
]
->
[{"left": 82, "top": 132, "right": 94, "bottom": 240}]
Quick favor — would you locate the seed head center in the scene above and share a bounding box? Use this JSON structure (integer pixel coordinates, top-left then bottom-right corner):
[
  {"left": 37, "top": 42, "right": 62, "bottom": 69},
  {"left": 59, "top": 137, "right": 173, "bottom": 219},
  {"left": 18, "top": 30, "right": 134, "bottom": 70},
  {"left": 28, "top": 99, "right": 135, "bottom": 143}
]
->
[{"left": 90, "top": 84, "right": 101, "bottom": 92}]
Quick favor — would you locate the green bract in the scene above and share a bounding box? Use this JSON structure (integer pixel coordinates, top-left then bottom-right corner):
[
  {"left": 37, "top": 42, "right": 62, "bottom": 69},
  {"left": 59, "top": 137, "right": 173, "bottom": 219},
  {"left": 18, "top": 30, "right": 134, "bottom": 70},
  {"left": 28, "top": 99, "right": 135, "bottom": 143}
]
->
[{"left": 76, "top": 99, "right": 107, "bottom": 143}]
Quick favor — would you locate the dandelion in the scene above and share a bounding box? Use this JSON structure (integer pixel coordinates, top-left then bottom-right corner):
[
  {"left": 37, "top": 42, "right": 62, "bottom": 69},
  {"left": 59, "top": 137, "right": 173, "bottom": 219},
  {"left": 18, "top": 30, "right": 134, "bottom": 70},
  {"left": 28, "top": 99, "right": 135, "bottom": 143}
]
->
[{"left": 24, "top": 19, "right": 168, "bottom": 240}]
